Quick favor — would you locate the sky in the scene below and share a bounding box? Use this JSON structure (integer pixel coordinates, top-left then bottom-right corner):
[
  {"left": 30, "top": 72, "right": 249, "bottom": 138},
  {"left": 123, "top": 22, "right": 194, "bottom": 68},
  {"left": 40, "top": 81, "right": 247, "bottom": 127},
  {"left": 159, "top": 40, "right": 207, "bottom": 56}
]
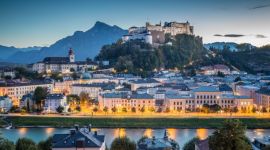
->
[{"left": 0, "top": 0, "right": 270, "bottom": 48}]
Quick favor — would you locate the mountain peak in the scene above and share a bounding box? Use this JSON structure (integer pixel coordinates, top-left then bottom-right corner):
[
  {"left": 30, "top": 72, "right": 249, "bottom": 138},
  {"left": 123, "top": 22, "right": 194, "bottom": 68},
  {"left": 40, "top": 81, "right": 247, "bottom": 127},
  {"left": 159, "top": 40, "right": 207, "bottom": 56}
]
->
[{"left": 94, "top": 21, "right": 111, "bottom": 28}]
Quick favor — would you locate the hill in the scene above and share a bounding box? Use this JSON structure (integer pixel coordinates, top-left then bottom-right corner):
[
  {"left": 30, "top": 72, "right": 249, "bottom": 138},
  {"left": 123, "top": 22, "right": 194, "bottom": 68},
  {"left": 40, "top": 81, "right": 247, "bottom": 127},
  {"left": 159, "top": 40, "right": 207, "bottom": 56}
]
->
[
  {"left": 4, "top": 21, "right": 127, "bottom": 64},
  {"left": 96, "top": 34, "right": 207, "bottom": 76}
]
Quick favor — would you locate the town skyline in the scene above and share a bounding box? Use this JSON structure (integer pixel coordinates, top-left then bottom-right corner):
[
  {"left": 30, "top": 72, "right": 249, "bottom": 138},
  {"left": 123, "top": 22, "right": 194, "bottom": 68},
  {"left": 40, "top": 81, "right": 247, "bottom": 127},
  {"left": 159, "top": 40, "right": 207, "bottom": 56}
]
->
[{"left": 0, "top": 0, "right": 270, "bottom": 47}]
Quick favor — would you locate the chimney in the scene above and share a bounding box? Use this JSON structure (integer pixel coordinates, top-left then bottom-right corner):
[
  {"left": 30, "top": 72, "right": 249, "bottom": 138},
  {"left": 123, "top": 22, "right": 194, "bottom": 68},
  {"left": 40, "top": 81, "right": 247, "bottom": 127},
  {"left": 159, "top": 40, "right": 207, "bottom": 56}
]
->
[
  {"left": 70, "top": 129, "right": 76, "bottom": 135},
  {"left": 94, "top": 131, "right": 97, "bottom": 136},
  {"left": 88, "top": 124, "right": 92, "bottom": 132},
  {"left": 74, "top": 124, "right": 79, "bottom": 131}
]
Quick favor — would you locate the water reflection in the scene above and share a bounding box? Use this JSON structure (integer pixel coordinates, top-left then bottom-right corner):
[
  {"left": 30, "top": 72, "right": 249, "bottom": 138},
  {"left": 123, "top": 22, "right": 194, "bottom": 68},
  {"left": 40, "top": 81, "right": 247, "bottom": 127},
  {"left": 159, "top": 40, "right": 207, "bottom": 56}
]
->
[
  {"left": 167, "top": 128, "right": 177, "bottom": 139},
  {"left": 0, "top": 128, "right": 269, "bottom": 149},
  {"left": 144, "top": 128, "right": 153, "bottom": 137},
  {"left": 45, "top": 128, "right": 55, "bottom": 134},
  {"left": 18, "top": 128, "right": 27, "bottom": 136},
  {"left": 196, "top": 128, "right": 208, "bottom": 140}
]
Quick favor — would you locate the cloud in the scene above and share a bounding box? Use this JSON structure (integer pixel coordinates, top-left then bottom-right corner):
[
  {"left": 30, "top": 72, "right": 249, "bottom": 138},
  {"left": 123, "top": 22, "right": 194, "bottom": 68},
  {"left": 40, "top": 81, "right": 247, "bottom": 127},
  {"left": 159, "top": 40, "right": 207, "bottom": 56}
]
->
[
  {"left": 214, "top": 34, "right": 245, "bottom": 38},
  {"left": 250, "top": 4, "right": 270, "bottom": 10},
  {"left": 224, "top": 34, "right": 245, "bottom": 38},
  {"left": 213, "top": 34, "right": 223, "bottom": 37},
  {"left": 256, "top": 34, "right": 267, "bottom": 38},
  {"left": 213, "top": 34, "right": 268, "bottom": 38}
]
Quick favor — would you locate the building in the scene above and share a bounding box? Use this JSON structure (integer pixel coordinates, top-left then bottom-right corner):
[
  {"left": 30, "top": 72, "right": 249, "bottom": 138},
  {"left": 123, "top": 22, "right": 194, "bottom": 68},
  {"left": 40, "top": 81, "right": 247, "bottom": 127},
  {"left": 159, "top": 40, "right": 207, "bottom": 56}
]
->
[
  {"left": 130, "top": 79, "right": 161, "bottom": 91},
  {"left": 0, "top": 81, "right": 53, "bottom": 106},
  {"left": 52, "top": 125, "right": 105, "bottom": 150},
  {"left": 99, "top": 92, "right": 155, "bottom": 112},
  {"left": 33, "top": 48, "right": 98, "bottom": 74},
  {"left": 255, "top": 87, "right": 270, "bottom": 109},
  {"left": 137, "top": 130, "right": 180, "bottom": 150},
  {"left": 43, "top": 94, "right": 68, "bottom": 113},
  {"left": 201, "top": 64, "right": 230, "bottom": 75},
  {"left": 71, "top": 83, "right": 116, "bottom": 99},
  {"left": 0, "top": 96, "right": 12, "bottom": 112},
  {"left": 122, "top": 21, "right": 194, "bottom": 45},
  {"left": 235, "top": 85, "right": 259, "bottom": 100},
  {"left": 0, "top": 67, "right": 15, "bottom": 79}
]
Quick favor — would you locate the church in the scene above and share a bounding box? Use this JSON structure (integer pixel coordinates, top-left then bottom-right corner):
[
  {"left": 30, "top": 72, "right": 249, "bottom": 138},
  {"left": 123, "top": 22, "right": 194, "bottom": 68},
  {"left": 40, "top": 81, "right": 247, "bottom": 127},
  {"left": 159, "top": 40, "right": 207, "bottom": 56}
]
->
[{"left": 32, "top": 48, "right": 97, "bottom": 74}]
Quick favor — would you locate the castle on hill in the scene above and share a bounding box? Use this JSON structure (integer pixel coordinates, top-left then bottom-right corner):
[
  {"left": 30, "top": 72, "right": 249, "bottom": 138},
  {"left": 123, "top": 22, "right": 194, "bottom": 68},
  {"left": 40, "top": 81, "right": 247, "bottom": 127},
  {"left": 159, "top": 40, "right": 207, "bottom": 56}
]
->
[{"left": 122, "top": 21, "right": 194, "bottom": 45}]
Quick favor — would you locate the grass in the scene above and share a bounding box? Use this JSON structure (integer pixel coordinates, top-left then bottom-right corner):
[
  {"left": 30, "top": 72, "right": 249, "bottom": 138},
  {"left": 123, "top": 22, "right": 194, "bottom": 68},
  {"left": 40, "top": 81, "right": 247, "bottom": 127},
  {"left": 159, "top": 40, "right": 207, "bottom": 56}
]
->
[{"left": 6, "top": 116, "right": 270, "bottom": 129}]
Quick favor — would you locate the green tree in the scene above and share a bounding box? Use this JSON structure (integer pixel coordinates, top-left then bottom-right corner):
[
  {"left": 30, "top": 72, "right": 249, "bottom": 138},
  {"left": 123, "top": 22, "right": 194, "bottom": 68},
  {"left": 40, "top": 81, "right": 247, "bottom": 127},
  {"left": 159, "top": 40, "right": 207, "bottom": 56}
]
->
[
  {"left": 38, "top": 137, "right": 52, "bottom": 150},
  {"left": 33, "top": 87, "right": 47, "bottom": 110},
  {"left": 131, "top": 107, "right": 136, "bottom": 113},
  {"left": 183, "top": 137, "right": 199, "bottom": 150},
  {"left": 140, "top": 107, "right": 145, "bottom": 114},
  {"left": 93, "top": 107, "right": 98, "bottom": 113},
  {"left": 56, "top": 106, "right": 64, "bottom": 113},
  {"left": 110, "top": 136, "right": 136, "bottom": 150},
  {"left": 0, "top": 138, "right": 15, "bottom": 150},
  {"left": 75, "top": 106, "right": 81, "bottom": 112},
  {"left": 122, "top": 107, "right": 127, "bottom": 113},
  {"left": 15, "top": 138, "right": 37, "bottom": 150},
  {"left": 217, "top": 71, "right": 225, "bottom": 77},
  {"left": 111, "top": 107, "right": 117, "bottom": 113},
  {"left": 208, "top": 119, "right": 252, "bottom": 150},
  {"left": 103, "top": 106, "right": 108, "bottom": 114}
]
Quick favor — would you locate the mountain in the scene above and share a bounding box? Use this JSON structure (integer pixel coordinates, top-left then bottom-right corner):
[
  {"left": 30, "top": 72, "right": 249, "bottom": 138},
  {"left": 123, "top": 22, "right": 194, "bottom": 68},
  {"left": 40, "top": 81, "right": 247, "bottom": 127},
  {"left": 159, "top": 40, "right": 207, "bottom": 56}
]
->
[
  {"left": 5, "top": 21, "right": 127, "bottom": 64},
  {"left": 0, "top": 45, "right": 42, "bottom": 61},
  {"left": 204, "top": 42, "right": 256, "bottom": 51}
]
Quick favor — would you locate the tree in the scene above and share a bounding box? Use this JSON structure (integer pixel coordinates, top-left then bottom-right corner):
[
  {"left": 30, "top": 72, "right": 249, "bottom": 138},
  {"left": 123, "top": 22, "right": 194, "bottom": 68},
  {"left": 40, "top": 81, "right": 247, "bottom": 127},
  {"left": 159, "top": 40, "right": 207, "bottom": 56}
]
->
[
  {"left": 202, "top": 104, "right": 210, "bottom": 113},
  {"left": 262, "top": 107, "right": 268, "bottom": 113},
  {"left": 79, "top": 92, "right": 90, "bottom": 106},
  {"left": 111, "top": 107, "right": 117, "bottom": 113},
  {"left": 93, "top": 107, "right": 98, "bottom": 113},
  {"left": 131, "top": 107, "right": 136, "bottom": 113},
  {"left": 38, "top": 137, "right": 52, "bottom": 150},
  {"left": 140, "top": 107, "right": 145, "bottom": 114},
  {"left": 33, "top": 87, "right": 47, "bottom": 110},
  {"left": 183, "top": 137, "right": 199, "bottom": 150},
  {"left": 165, "top": 107, "right": 170, "bottom": 113},
  {"left": 148, "top": 107, "right": 155, "bottom": 113},
  {"left": 210, "top": 104, "right": 221, "bottom": 113},
  {"left": 75, "top": 106, "right": 81, "bottom": 112},
  {"left": 217, "top": 71, "right": 225, "bottom": 77},
  {"left": 0, "top": 138, "right": 15, "bottom": 150},
  {"left": 252, "top": 107, "right": 257, "bottom": 113},
  {"left": 234, "top": 76, "right": 241, "bottom": 82},
  {"left": 122, "top": 107, "right": 127, "bottom": 113},
  {"left": 232, "top": 106, "right": 238, "bottom": 113},
  {"left": 208, "top": 119, "right": 252, "bottom": 150},
  {"left": 15, "top": 138, "right": 37, "bottom": 150},
  {"left": 103, "top": 107, "right": 108, "bottom": 114},
  {"left": 110, "top": 136, "right": 136, "bottom": 150},
  {"left": 56, "top": 106, "right": 64, "bottom": 113}
]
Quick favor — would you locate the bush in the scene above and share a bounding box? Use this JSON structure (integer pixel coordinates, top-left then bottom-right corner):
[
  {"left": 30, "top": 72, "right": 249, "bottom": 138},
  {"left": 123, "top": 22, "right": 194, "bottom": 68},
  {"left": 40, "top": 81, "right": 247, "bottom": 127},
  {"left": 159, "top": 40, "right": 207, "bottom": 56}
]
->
[
  {"left": 111, "top": 136, "right": 136, "bottom": 150},
  {"left": 38, "top": 137, "right": 52, "bottom": 150},
  {"left": 183, "top": 137, "right": 199, "bottom": 150},
  {"left": 0, "top": 138, "right": 15, "bottom": 150},
  {"left": 56, "top": 106, "right": 64, "bottom": 113},
  {"left": 15, "top": 138, "right": 37, "bottom": 150}
]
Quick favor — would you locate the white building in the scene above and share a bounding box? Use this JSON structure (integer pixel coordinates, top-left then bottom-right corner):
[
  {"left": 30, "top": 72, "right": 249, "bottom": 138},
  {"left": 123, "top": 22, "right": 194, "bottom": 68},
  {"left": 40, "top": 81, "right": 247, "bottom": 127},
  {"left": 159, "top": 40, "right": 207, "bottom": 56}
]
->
[
  {"left": 33, "top": 48, "right": 98, "bottom": 74},
  {"left": 0, "top": 82, "right": 53, "bottom": 106},
  {"left": 43, "top": 94, "right": 68, "bottom": 113},
  {"left": 201, "top": 64, "right": 230, "bottom": 75},
  {"left": 129, "top": 79, "right": 161, "bottom": 91},
  {"left": 71, "top": 83, "right": 116, "bottom": 99},
  {"left": 0, "top": 96, "right": 12, "bottom": 112}
]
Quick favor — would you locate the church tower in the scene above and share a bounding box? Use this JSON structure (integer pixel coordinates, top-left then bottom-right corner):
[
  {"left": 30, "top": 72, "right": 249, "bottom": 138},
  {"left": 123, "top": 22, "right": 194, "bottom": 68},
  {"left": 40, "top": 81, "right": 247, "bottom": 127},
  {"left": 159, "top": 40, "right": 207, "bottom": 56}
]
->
[{"left": 68, "top": 48, "right": 75, "bottom": 62}]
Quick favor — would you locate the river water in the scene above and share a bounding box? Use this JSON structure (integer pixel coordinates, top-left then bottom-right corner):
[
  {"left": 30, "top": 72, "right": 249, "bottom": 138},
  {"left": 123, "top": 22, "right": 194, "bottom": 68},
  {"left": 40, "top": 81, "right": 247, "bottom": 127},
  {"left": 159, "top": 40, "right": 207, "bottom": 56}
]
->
[{"left": 0, "top": 128, "right": 269, "bottom": 148}]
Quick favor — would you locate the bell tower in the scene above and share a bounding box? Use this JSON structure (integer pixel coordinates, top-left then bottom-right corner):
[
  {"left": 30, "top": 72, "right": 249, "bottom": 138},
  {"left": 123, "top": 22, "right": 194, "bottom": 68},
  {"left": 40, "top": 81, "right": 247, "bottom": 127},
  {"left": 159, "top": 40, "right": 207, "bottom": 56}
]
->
[{"left": 68, "top": 48, "right": 75, "bottom": 62}]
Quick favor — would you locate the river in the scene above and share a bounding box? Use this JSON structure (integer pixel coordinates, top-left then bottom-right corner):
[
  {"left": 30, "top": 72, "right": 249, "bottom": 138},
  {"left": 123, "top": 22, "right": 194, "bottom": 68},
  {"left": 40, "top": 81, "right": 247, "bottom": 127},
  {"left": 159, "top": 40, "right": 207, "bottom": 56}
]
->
[{"left": 0, "top": 128, "right": 269, "bottom": 148}]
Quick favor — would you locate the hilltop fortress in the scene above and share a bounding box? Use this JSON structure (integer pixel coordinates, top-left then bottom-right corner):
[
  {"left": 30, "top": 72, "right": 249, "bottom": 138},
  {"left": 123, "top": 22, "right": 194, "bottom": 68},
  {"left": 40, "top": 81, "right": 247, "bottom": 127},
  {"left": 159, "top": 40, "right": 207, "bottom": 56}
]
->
[{"left": 122, "top": 21, "right": 194, "bottom": 45}]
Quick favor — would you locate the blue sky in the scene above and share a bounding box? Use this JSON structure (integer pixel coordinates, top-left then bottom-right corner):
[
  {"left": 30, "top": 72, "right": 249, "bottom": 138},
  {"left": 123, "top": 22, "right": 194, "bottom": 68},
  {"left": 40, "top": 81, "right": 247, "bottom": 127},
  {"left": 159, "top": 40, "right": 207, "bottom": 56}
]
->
[{"left": 0, "top": 0, "right": 270, "bottom": 47}]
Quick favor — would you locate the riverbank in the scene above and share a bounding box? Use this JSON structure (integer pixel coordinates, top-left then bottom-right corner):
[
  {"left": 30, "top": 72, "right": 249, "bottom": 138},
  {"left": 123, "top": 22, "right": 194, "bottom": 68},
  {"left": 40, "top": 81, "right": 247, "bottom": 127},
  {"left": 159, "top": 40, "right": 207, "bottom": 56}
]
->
[{"left": 3, "top": 116, "right": 270, "bottom": 129}]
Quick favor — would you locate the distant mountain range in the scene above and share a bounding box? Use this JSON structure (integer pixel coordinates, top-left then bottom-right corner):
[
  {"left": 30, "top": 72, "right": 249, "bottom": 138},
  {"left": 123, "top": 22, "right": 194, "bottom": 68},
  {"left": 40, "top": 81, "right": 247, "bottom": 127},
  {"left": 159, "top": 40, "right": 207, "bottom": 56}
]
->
[
  {"left": 204, "top": 42, "right": 256, "bottom": 51},
  {"left": 0, "top": 21, "right": 127, "bottom": 64}
]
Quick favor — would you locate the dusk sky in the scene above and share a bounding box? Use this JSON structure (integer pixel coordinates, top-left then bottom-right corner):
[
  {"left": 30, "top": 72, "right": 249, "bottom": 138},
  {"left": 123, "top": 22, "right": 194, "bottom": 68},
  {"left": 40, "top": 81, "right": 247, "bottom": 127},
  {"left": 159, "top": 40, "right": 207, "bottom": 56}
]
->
[{"left": 0, "top": 0, "right": 270, "bottom": 47}]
